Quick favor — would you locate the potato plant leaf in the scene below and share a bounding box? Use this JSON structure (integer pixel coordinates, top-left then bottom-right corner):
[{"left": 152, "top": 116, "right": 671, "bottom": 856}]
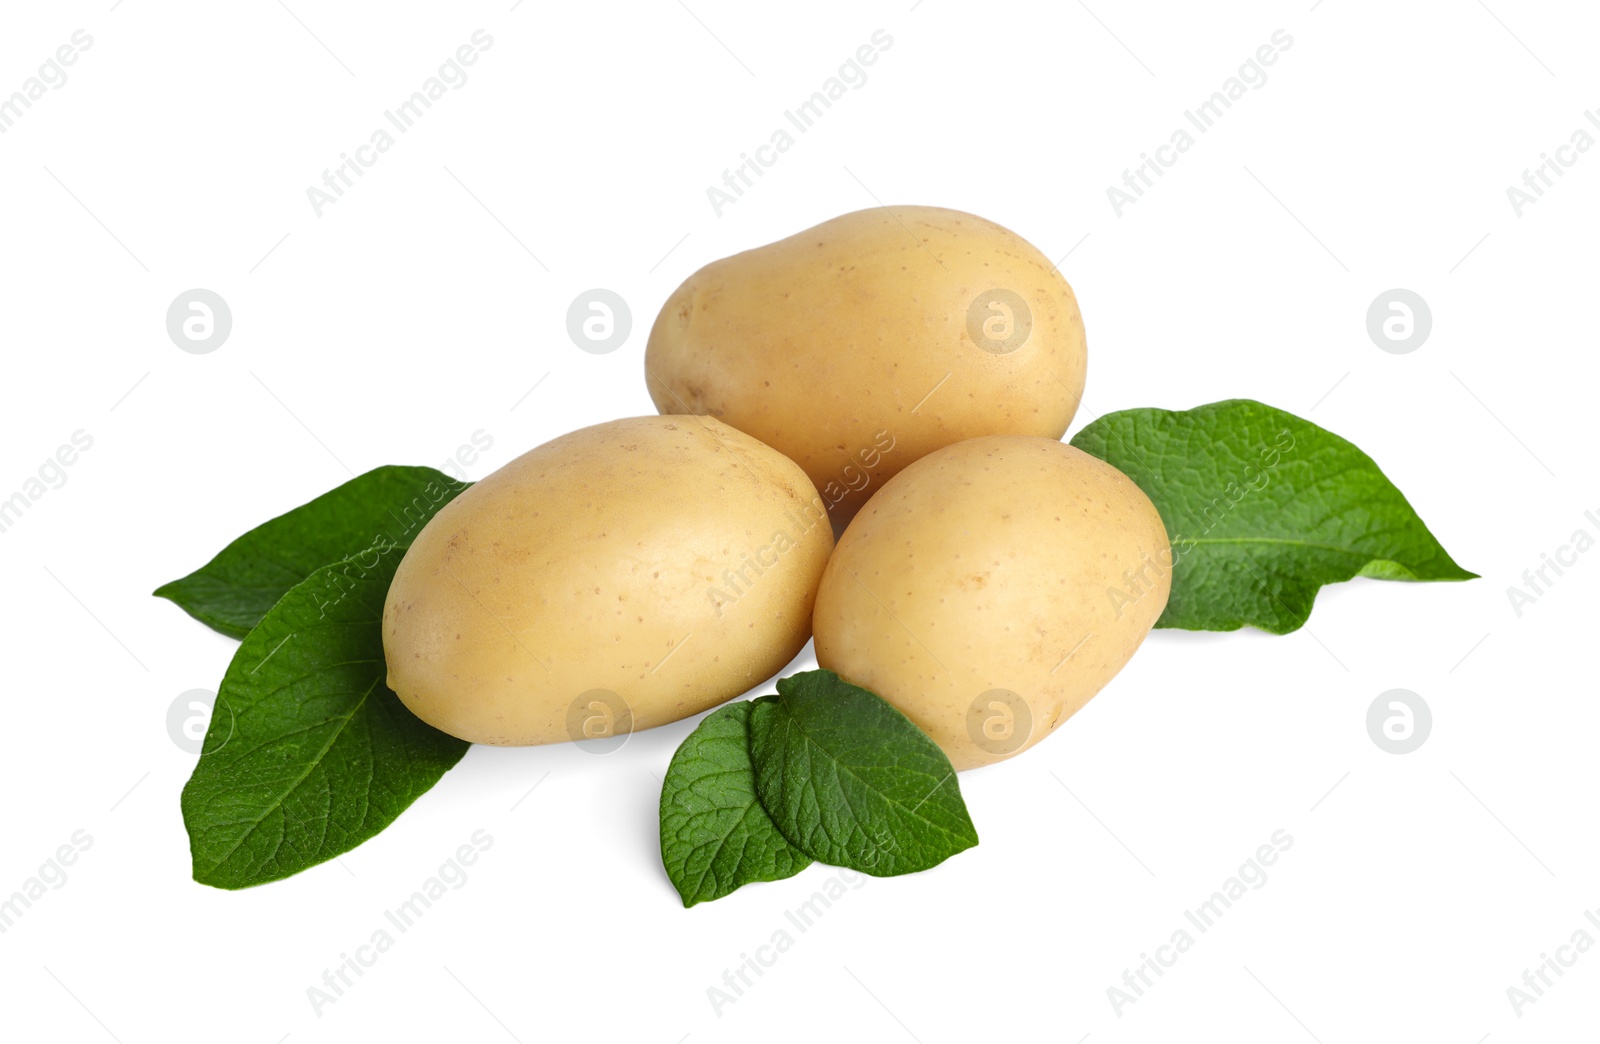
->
[
  {"left": 154, "top": 466, "right": 468, "bottom": 639},
  {"left": 180, "top": 548, "right": 469, "bottom": 889},
  {"left": 748, "top": 670, "right": 978, "bottom": 877},
  {"left": 659, "top": 702, "right": 812, "bottom": 907},
  {"left": 1069, "top": 399, "right": 1476, "bottom": 634}
]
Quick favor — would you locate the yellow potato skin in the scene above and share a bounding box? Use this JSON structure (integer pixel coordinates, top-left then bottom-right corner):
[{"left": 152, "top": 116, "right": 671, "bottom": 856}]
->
[
  {"left": 812, "top": 436, "right": 1170, "bottom": 771},
  {"left": 383, "top": 416, "right": 833, "bottom": 745},
  {"left": 645, "top": 206, "right": 1087, "bottom": 529}
]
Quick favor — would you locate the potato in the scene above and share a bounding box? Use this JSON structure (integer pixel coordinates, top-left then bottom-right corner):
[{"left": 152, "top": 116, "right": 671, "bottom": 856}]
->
[
  {"left": 383, "top": 416, "right": 834, "bottom": 745},
  {"left": 811, "top": 435, "right": 1169, "bottom": 770},
  {"left": 645, "top": 206, "right": 1087, "bottom": 529}
]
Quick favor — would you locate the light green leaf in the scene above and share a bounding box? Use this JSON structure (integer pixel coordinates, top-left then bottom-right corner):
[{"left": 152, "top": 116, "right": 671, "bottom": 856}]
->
[{"left": 1069, "top": 399, "right": 1476, "bottom": 634}]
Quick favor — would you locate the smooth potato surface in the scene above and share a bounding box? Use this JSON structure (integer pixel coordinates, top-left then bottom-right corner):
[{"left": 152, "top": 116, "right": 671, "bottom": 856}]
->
[
  {"left": 812, "top": 436, "right": 1169, "bottom": 770},
  {"left": 384, "top": 416, "right": 833, "bottom": 745},
  {"left": 645, "top": 206, "right": 1087, "bottom": 529}
]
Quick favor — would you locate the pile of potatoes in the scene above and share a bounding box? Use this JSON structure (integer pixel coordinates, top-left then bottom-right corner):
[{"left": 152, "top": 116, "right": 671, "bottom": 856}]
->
[{"left": 384, "top": 206, "right": 1170, "bottom": 771}]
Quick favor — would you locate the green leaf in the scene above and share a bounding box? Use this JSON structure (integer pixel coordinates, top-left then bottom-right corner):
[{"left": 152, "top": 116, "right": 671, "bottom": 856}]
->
[
  {"left": 180, "top": 548, "right": 469, "bottom": 889},
  {"left": 659, "top": 702, "right": 812, "bottom": 906},
  {"left": 154, "top": 466, "right": 468, "bottom": 639},
  {"left": 1068, "top": 399, "right": 1477, "bottom": 634},
  {"left": 748, "top": 670, "right": 978, "bottom": 877}
]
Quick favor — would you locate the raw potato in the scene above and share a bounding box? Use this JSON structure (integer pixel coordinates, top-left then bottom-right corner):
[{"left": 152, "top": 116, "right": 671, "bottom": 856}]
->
[
  {"left": 383, "top": 416, "right": 834, "bottom": 745},
  {"left": 645, "top": 206, "right": 1087, "bottom": 529},
  {"left": 812, "top": 436, "right": 1170, "bottom": 770}
]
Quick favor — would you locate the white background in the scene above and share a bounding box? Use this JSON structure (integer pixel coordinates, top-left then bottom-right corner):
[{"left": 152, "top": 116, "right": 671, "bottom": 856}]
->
[{"left": 1, "top": 1, "right": 1595, "bottom": 1041}]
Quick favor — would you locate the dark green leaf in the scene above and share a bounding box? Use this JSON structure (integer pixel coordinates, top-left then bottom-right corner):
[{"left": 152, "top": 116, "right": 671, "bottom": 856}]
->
[
  {"left": 1069, "top": 399, "right": 1477, "bottom": 634},
  {"left": 154, "top": 466, "right": 468, "bottom": 639},
  {"left": 660, "top": 702, "right": 812, "bottom": 906},
  {"left": 748, "top": 670, "right": 978, "bottom": 877},
  {"left": 181, "top": 548, "right": 469, "bottom": 889}
]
